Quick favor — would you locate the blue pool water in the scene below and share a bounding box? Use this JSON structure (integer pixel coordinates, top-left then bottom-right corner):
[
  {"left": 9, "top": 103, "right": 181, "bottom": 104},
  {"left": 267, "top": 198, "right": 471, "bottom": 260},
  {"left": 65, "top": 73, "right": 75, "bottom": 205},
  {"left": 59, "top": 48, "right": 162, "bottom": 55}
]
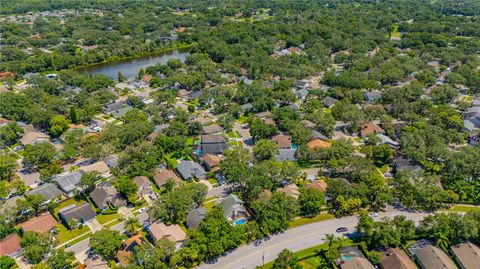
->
[
  {"left": 195, "top": 148, "right": 201, "bottom": 155},
  {"left": 234, "top": 219, "right": 247, "bottom": 226},
  {"left": 292, "top": 143, "right": 298, "bottom": 150}
]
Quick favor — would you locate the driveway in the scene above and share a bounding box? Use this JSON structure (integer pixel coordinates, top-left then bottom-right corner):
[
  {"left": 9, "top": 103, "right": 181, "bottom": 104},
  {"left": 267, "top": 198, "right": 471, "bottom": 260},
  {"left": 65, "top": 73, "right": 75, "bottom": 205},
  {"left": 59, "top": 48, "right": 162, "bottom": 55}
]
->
[
  {"left": 197, "top": 210, "right": 430, "bottom": 269},
  {"left": 233, "top": 122, "right": 252, "bottom": 150},
  {"left": 118, "top": 206, "right": 135, "bottom": 219},
  {"left": 85, "top": 219, "right": 102, "bottom": 232}
]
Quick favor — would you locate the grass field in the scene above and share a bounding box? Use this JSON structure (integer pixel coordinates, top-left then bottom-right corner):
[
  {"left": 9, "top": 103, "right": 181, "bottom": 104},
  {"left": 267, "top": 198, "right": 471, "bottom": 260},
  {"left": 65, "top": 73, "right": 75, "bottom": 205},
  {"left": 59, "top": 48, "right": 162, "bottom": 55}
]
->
[
  {"left": 447, "top": 205, "right": 480, "bottom": 213},
  {"left": 56, "top": 223, "right": 90, "bottom": 244},
  {"left": 97, "top": 212, "right": 121, "bottom": 224},
  {"left": 390, "top": 25, "right": 402, "bottom": 38},
  {"left": 289, "top": 213, "right": 335, "bottom": 228}
]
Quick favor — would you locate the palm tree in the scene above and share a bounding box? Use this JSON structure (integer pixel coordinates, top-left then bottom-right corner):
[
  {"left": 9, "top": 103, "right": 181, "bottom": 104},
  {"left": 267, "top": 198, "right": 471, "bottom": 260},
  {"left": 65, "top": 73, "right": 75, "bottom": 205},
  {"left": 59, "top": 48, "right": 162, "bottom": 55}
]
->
[
  {"left": 126, "top": 218, "right": 141, "bottom": 235},
  {"left": 436, "top": 232, "right": 450, "bottom": 252}
]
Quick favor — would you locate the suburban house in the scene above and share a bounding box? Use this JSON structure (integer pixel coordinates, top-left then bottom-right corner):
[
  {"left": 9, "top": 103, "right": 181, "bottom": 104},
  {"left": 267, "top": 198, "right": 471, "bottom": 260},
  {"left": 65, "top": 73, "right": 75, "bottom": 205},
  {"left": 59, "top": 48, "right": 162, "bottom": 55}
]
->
[
  {"left": 278, "top": 184, "right": 301, "bottom": 200},
  {"left": 59, "top": 202, "right": 96, "bottom": 229},
  {"left": 90, "top": 182, "right": 126, "bottom": 210},
  {"left": 377, "top": 133, "right": 399, "bottom": 147},
  {"left": 0, "top": 234, "right": 22, "bottom": 257},
  {"left": 415, "top": 245, "right": 457, "bottom": 269},
  {"left": 132, "top": 176, "right": 157, "bottom": 202},
  {"left": 148, "top": 221, "right": 187, "bottom": 245},
  {"left": 15, "top": 170, "right": 41, "bottom": 188},
  {"left": 323, "top": 96, "right": 338, "bottom": 108},
  {"left": 364, "top": 91, "right": 383, "bottom": 103},
  {"left": 200, "top": 134, "right": 228, "bottom": 155},
  {"left": 18, "top": 213, "right": 58, "bottom": 234},
  {"left": 336, "top": 246, "right": 375, "bottom": 269},
  {"left": 26, "top": 183, "right": 63, "bottom": 204},
  {"left": 20, "top": 131, "right": 50, "bottom": 145},
  {"left": 116, "top": 235, "right": 147, "bottom": 267},
  {"left": 186, "top": 207, "right": 208, "bottom": 228},
  {"left": 393, "top": 156, "right": 422, "bottom": 173},
  {"left": 360, "top": 122, "right": 385, "bottom": 137},
  {"left": 306, "top": 139, "right": 332, "bottom": 150},
  {"left": 201, "top": 124, "right": 224, "bottom": 135},
  {"left": 84, "top": 256, "right": 110, "bottom": 269},
  {"left": 380, "top": 248, "right": 417, "bottom": 269},
  {"left": 80, "top": 161, "right": 110, "bottom": 177},
  {"left": 271, "top": 134, "right": 292, "bottom": 149},
  {"left": 153, "top": 169, "right": 182, "bottom": 188},
  {"left": 305, "top": 180, "right": 329, "bottom": 192},
  {"left": 53, "top": 170, "right": 85, "bottom": 197},
  {"left": 450, "top": 242, "right": 480, "bottom": 269},
  {"left": 202, "top": 154, "right": 222, "bottom": 172},
  {"left": 275, "top": 148, "right": 297, "bottom": 161},
  {"left": 218, "top": 194, "right": 248, "bottom": 223},
  {"left": 176, "top": 160, "right": 207, "bottom": 180},
  {"left": 103, "top": 154, "right": 120, "bottom": 168}
]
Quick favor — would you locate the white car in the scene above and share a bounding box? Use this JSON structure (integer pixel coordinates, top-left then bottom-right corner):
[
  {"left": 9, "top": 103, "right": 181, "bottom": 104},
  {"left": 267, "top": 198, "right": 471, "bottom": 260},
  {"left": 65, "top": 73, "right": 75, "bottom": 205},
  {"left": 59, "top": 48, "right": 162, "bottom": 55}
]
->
[{"left": 138, "top": 207, "right": 148, "bottom": 213}]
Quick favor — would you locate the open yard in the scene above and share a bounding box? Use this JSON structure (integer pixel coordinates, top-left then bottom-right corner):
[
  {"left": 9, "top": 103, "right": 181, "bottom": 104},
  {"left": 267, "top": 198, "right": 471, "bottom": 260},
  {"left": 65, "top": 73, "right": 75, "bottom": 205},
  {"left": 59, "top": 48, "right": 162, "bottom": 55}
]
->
[
  {"left": 56, "top": 223, "right": 90, "bottom": 245},
  {"left": 289, "top": 213, "right": 335, "bottom": 228},
  {"left": 97, "top": 212, "right": 121, "bottom": 224}
]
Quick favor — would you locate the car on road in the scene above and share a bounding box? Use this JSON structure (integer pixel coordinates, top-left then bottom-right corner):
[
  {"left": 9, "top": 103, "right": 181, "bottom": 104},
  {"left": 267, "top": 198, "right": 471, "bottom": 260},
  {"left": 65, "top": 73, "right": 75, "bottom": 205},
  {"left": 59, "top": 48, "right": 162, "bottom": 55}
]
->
[
  {"left": 138, "top": 207, "right": 148, "bottom": 213},
  {"left": 369, "top": 212, "right": 378, "bottom": 217},
  {"left": 336, "top": 227, "right": 348, "bottom": 233}
]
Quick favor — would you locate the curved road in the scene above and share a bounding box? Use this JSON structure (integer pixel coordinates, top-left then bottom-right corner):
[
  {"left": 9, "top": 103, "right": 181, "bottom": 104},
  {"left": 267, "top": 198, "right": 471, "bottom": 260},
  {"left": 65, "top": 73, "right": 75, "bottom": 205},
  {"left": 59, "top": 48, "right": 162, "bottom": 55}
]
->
[{"left": 197, "top": 210, "right": 430, "bottom": 269}]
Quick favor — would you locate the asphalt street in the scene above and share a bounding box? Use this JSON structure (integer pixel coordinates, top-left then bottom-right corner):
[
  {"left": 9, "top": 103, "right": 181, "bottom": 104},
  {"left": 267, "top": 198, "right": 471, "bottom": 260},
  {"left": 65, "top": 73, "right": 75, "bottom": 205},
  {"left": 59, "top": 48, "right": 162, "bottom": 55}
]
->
[{"left": 197, "top": 210, "right": 430, "bottom": 269}]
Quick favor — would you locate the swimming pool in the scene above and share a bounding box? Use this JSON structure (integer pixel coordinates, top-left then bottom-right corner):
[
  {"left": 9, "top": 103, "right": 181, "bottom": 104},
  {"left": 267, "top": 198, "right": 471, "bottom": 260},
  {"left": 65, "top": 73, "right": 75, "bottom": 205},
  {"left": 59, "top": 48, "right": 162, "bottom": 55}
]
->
[
  {"left": 292, "top": 143, "right": 298, "bottom": 150},
  {"left": 234, "top": 219, "right": 247, "bottom": 226}
]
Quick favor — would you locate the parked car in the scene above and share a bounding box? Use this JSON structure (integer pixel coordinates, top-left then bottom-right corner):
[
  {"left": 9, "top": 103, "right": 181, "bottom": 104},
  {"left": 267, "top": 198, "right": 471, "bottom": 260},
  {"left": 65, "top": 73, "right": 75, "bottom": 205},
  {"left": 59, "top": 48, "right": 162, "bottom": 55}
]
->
[{"left": 336, "top": 227, "right": 348, "bottom": 233}]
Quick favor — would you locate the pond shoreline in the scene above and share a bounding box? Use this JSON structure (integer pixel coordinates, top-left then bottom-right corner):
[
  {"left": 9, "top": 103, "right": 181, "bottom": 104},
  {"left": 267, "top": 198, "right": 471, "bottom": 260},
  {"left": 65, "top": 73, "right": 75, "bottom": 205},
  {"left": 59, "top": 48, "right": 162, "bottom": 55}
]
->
[{"left": 72, "top": 43, "right": 193, "bottom": 72}]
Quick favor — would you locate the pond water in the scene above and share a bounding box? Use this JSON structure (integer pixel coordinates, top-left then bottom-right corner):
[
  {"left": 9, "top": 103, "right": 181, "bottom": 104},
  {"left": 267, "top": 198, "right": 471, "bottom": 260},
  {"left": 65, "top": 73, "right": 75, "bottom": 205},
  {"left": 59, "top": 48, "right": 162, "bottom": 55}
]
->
[{"left": 77, "top": 49, "right": 189, "bottom": 81}]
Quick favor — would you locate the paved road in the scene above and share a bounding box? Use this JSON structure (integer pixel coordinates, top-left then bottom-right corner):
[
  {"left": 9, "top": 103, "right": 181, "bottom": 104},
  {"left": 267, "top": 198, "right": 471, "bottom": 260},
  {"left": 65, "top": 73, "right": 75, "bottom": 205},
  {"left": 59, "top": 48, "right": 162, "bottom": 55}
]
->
[{"left": 197, "top": 210, "right": 430, "bottom": 269}]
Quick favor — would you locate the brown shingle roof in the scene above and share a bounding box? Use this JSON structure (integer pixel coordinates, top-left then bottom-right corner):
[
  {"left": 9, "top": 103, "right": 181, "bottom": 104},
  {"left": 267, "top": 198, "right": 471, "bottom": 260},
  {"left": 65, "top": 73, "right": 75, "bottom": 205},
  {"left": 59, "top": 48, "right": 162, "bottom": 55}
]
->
[
  {"left": 154, "top": 169, "right": 182, "bottom": 187},
  {"left": 18, "top": 213, "right": 58, "bottom": 233},
  {"left": 307, "top": 139, "right": 332, "bottom": 149},
  {"left": 0, "top": 234, "right": 21, "bottom": 256},
  {"left": 416, "top": 245, "right": 456, "bottom": 269},
  {"left": 450, "top": 242, "right": 480, "bottom": 269},
  {"left": 305, "top": 180, "right": 328, "bottom": 192},
  {"left": 360, "top": 123, "right": 385, "bottom": 137},
  {"left": 380, "top": 248, "right": 417, "bottom": 269},
  {"left": 20, "top": 131, "right": 50, "bottom": 145},
  {"left": 203, "top": 154, "right": 222, "bottom": 168},
  {"left": 202, "top": 124, "right": 224, "bottom": 134},
  {"left": 148, "top": 222, "right": 186, "bottom": 243},
  {"left": 278, "top": 184, "right": 300, "bottom": 200},
  {"left": 271, "top": 134, "right": 292, "bottom": 149}
]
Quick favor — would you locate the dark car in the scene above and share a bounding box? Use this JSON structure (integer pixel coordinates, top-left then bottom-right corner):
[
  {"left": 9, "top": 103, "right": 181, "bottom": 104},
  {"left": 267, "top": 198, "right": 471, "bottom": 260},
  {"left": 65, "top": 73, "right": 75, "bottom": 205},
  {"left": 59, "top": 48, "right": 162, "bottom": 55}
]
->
[{"left": 336, "top": 227, "right": 348, "bottom": 233}]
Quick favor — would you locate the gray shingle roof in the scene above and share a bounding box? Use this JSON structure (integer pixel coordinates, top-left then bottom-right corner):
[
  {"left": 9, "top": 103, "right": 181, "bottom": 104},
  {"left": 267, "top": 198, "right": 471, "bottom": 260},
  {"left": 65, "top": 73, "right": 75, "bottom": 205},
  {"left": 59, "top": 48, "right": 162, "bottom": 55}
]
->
[
  {"left": 218, "top": 194, "right": 247, "bottom": 219},
  {"left": 27, "top": 183, "right": 63, "bottom": 201},
  {"left": 176, "top": 160, "right": 206, "bottom": 180},
  {"left": 201, "top": 135, "right": 228, "bottom": 155},
  {"left": 59, "top": 202, "right": 96, "bottom": 225},
  {"left": 275, "top": 149, "right": 297, "bottom": 161},
  {"left": 53, "top": 171, "right": 84, "bottom": 193},
  {"left": 186, "top": 207, "right": 208, "bottom": 228}
]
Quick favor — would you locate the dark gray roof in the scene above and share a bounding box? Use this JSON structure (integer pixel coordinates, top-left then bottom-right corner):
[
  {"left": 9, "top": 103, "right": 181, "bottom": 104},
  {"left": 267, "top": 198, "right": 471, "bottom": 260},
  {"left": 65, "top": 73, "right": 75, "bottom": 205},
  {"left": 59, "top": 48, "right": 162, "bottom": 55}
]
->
[
  {"left": 59, "top": 202, "right": 96, "bottom": 224},
  {"left": 201, "top": 124, "right": 224, "bottom": 134},
  {"left": 323, "top": 97, "right": 338, "bottom": 107},
  {"left": 364, "top": 91, "right": 382, "bottom": 103},
  {"left": 275, "top": 149, "right": 297, "bottom": 161},
  {"left": 27, "top": 183, "right": 63, "bottom": 201},
  {"left": 201, "top": 135, "right": 228, "bottom": 155},
  {"left": 103, "top": 101, "right": 126, "bottom": 113},
  {"left": 189, "top": 90, "right": 203, "bottom": 99},
  {"left": 53, "top": 171, "right": 84, "bottom": 193},
  {"left": 176, "top": 160, "right": 207, "bottom": 180},
  {"left": 186, "top": 207, "right": 208, "bottom": 228},
  {"left": 311, "top": 130, "right": 329, "bottom": 141},
  {"left": 103, "top": 154, "right": 120, "bottom": 168}
]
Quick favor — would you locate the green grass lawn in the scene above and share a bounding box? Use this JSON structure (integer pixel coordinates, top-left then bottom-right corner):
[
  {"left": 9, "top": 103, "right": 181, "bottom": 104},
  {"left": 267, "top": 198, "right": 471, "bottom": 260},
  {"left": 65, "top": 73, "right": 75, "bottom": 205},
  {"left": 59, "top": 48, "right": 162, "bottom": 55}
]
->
[
  {"left": 289, "top": 213, "right": 335, "bottom": 228},
  {"left": 236, "top": 115, "right": 250, "bottom": 124},
  {"left": 447, "top": 205, "right": 480, "bottom": 213},
  {"left": 56, "top": 223, "right": 90, "bottom": 244},
  {"left": 203, "top": 198, "right": 218, "bottom": 211},
  {"left": 97, "top": 213, "right": 121, "bottom": 224},
  {"left": 390, "top": 25, "right": 402, "bottom": 38}
]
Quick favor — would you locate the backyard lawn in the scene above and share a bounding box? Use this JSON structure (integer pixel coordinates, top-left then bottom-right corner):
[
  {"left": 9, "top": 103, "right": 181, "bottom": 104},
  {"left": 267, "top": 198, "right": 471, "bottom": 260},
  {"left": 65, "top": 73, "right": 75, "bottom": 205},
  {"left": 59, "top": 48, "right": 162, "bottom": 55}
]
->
[{"left": 53, "top": 198, "right": 84, "bottom": 217}]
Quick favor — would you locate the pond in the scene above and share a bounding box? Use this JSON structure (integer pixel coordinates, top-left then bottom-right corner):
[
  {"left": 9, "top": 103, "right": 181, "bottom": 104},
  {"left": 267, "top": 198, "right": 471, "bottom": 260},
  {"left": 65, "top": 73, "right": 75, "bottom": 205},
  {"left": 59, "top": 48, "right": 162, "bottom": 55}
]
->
[{"left": 77, "top": 49, "right": 189, "bottom": 81}]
